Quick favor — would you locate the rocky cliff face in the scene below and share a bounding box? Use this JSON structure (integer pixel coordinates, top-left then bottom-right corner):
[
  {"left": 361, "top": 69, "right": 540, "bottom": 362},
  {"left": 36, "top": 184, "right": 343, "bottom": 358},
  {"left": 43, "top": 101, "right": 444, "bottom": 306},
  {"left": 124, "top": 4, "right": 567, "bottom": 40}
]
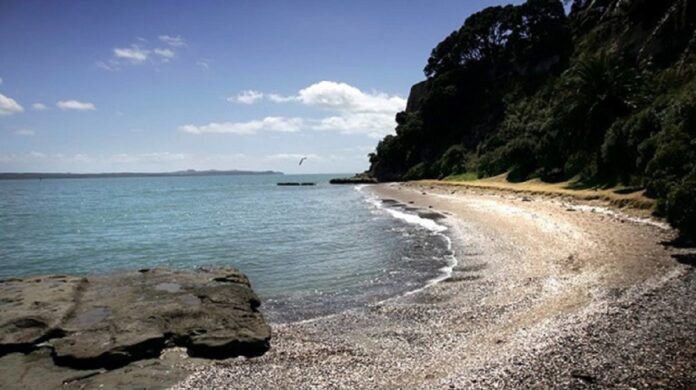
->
[{"left": 405, "top": 80, "right": 431, "bottom": 112}]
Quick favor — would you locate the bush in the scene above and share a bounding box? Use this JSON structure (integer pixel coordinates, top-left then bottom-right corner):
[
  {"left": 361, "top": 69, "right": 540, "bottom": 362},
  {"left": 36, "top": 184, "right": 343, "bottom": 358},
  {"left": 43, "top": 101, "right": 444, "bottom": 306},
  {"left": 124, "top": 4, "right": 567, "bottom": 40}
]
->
[
  {"left": 433, "top": 145, "right": 468, "bottom": 178},
  {"left": 403, "top": 163, "right": 431, "bottom": 181},
  {"left": 478, "top": 147, "right": 508, "bottom": 178},
  {"left": 663, "top": 168, "right": 696, "bottom": 238},
  {"left": 505, "top": 139, "right": 537, "bottom": 181}
]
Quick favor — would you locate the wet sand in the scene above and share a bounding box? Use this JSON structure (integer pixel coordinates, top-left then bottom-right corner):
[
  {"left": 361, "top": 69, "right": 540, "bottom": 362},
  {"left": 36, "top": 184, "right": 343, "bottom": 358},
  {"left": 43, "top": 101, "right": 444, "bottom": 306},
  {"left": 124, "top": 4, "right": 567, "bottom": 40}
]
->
[{"left": 174, "top": 182, "right": 695, "bottom": 389}]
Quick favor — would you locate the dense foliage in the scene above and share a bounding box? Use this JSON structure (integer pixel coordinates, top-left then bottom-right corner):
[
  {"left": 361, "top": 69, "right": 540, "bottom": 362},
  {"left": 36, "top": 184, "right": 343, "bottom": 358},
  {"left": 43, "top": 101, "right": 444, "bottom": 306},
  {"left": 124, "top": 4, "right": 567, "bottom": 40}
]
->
[{"left": 368, "top": 0, "right": 696, "bottom": 237}]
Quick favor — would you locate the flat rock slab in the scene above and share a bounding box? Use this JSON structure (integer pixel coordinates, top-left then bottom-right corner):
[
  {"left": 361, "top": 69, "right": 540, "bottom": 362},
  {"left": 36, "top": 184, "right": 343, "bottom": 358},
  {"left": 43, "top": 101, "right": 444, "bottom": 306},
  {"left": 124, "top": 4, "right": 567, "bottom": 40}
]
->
[
  {"left": 0, "top": 275, "right": 83, "bottom": 350},
  {"left": 0, "top": 268, "right": 270, "bottom": 372},
  {"left": 0, "top": 347, "right": 196, "bottom": 390}
]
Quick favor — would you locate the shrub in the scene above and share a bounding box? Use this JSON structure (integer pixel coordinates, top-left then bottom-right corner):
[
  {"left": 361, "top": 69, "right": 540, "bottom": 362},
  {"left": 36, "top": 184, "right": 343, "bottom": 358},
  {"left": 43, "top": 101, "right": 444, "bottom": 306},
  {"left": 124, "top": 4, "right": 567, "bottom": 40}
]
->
[
  {"left": 433, "top": 145, "right": 468, "bottom": 178},
  {"left": 663, "top": 168, "right": 696, "bottom": 238},
  {"left": 403, "top": 163, "right": 431, "bottom": 181}
]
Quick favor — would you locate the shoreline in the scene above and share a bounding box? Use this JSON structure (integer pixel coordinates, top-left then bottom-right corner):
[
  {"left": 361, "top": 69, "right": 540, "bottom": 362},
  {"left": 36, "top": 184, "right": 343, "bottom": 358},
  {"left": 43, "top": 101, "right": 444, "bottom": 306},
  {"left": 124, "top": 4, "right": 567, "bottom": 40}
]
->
[
  {"left": 357, "top": 184, "right": 459, "bottom": 305},
  {"left": 270, "top": 186, "right": 459, "bottom": 327},
  {"left": 174, "top": 182, "right": 696, "bottom": 389}
]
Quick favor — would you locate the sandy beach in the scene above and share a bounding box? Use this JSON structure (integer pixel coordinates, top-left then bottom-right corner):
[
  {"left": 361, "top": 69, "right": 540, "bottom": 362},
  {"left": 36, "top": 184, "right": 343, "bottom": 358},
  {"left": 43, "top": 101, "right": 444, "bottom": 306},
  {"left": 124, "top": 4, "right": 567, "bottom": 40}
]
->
[{"left": 174, "top": 182, "right": 695, "bottom": 389}]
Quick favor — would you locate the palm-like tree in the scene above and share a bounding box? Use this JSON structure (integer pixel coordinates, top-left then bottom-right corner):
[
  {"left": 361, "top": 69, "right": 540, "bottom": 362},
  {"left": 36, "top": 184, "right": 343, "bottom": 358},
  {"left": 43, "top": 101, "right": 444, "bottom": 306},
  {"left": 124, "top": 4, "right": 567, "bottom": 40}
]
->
[{"left": 565, "top": 54, "right": 642, "bottom": 149}]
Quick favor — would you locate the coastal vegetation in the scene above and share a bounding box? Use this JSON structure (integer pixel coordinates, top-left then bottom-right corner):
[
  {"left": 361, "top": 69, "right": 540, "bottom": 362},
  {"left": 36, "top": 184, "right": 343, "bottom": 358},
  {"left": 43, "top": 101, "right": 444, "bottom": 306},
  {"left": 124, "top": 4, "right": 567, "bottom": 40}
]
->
[{"left": 367, "top": 0, "right": 696, "bottom": 237}]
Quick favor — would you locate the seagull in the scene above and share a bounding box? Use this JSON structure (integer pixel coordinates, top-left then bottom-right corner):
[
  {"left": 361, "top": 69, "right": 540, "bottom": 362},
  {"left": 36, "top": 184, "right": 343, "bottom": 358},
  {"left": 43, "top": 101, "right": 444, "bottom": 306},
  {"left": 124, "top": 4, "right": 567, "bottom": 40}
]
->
[{"left": 298, "top": 156, "right": 307, "bottom": 166}]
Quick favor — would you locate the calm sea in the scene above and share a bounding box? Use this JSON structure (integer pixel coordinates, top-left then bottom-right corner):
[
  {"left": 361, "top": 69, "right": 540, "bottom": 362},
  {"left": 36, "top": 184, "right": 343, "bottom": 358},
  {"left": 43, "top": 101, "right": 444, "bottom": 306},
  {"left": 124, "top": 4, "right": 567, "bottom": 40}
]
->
[{"left": 0, "top": 174, "right": 454, "bottom": 322}]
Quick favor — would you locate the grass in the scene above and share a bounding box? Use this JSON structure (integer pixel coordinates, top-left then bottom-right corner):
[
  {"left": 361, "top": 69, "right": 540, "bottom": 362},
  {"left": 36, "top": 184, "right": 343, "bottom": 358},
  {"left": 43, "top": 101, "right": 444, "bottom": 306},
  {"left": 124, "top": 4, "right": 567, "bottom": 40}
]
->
[
  {"left": 419, "top": 173, "right": 657, "bottom": 216},
  {"left": 443, "top": 172, "right": 478, "bottom": 182}
]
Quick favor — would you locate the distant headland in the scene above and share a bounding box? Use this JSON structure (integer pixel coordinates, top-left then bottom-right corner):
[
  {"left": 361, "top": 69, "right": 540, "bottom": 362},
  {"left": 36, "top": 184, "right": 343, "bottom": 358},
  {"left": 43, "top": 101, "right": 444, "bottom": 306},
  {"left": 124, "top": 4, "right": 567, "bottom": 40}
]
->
[{"left": 0, "top": 169, "right": 283, "bottom": 180}]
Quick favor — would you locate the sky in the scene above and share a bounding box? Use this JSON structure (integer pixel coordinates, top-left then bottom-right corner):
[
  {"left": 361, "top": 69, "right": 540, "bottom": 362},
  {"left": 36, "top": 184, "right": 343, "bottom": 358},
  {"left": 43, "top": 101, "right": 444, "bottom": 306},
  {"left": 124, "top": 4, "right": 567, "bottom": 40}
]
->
[{"left": 0, "top": 0, "right": 521, "bottom": 174}]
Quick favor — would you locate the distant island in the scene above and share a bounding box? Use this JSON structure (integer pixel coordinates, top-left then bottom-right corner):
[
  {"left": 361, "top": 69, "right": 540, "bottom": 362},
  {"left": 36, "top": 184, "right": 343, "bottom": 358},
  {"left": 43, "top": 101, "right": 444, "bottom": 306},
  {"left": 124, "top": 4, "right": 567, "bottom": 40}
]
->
[{"left": 0, "top": 169, "right": 283, "bottom": 180}]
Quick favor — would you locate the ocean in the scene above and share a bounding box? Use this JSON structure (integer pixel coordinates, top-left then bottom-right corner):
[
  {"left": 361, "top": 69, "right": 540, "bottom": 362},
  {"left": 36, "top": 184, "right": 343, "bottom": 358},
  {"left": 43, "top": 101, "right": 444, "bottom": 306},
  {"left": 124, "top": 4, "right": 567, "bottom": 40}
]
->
[{"left": 0, "top": 174, "right": 455, "bottom": 322}]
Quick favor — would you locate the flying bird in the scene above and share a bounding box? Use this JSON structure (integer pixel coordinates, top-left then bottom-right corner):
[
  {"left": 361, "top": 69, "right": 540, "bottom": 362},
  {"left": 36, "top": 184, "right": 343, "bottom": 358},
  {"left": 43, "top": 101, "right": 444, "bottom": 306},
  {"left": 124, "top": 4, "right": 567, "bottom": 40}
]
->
[{"left": 298, "top": 156, "right": 307, "bottom": 166}]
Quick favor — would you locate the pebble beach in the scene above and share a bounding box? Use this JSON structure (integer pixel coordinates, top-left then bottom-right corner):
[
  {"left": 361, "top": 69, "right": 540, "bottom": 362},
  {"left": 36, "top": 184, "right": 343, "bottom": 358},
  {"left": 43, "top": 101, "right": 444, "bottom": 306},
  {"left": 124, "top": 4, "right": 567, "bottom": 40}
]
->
[{"left": 173, "top": 182, "right": 696, "bottom": 389}]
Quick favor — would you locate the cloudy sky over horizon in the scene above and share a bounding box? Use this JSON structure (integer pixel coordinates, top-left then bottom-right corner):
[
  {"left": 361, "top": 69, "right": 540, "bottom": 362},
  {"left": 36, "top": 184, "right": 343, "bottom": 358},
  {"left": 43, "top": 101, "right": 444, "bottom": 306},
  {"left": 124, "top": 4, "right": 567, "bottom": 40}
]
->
[{"left": 0, "top": 1, "right": 518, "bottom": 173}]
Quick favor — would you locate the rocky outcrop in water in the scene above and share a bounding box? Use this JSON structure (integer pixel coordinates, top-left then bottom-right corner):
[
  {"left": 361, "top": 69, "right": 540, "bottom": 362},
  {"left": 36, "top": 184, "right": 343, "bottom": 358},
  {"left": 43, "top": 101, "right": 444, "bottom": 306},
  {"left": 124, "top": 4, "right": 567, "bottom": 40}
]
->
[
  {"left": 277, "top": 182, "right": 316, "bottom": 186},
  {"left": 329, "top": 174, "right": 378, "bottom": 184},
  {"left": 0, "top": 267, "right": 270, "bottom": 375}
]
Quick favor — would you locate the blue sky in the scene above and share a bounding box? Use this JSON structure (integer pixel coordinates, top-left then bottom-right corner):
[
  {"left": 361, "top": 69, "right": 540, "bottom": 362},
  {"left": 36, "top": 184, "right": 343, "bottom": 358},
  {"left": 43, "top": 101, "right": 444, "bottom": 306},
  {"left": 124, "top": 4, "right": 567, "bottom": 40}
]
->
[{"left": 0, "top": 0, "right": 520, "bottom": 174}]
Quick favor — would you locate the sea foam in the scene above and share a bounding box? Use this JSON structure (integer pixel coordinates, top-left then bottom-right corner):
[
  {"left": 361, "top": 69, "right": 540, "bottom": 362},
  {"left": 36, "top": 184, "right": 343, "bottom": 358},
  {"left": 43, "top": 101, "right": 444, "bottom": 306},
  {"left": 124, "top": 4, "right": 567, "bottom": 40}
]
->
[{"left": 355, "top": 185, "right": 457, "bottom": 300}]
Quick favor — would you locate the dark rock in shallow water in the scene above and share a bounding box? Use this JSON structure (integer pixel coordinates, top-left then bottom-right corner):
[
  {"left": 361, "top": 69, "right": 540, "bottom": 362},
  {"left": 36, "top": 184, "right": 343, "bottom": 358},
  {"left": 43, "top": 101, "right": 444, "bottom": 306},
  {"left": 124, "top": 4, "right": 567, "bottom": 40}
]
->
[
  {"left": 0, "top": 268, "right": 270, "bottom": 371},
  {"left": 418, "top": 211, "right": 446, "bottom": 220},
  {"left": 329, "top": 174, "right": 377, "bottom": 184},
  {"left": 277, "top": 182, "right": 315, "bottom": 186}
]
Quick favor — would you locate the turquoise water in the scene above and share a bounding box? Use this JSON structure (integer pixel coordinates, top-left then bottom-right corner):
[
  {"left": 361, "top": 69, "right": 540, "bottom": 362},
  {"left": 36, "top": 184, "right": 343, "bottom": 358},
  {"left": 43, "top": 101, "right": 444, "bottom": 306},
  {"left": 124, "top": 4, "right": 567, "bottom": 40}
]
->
[{"left": 0, "top": 174, "right": 453, "bottom": 322}]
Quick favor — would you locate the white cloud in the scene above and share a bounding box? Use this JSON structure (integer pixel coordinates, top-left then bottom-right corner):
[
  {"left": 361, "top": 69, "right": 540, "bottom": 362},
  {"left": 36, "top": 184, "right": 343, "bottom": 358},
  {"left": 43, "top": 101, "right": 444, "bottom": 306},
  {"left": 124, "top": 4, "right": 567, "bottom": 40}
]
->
[
  {"left": 230, "top": 90, "right": 264, "bottom": 104},
  {"left": 295, "top": 82, "right": 405, "bottom": 137},
  {"left": 154, "top": 48, "right": 175, "bottom": 61},
  {"left": 296, "top": 81, "right": 406, "bottom": 114},
  {"left": 57, "top": 100, "right": 96, "bottom": 111},
  {"left": 268, "top": 93, "right": 297, "bottom": 103},
  {"left": 179, "top": 117, "right": 303, "bottom": 135},
  {"left": 0, "top": 152, "right": 92, "bottom": 165},
  {"left": 180, "top": 115, "right": 394, "bottom": 139},
  {"left": 32, "top": 103, "right": 48, "bottom": 111},
  {"left": 340, "top": 145, "right": 376, "bottom": 153},
  {"left": 0, "top": 93, "right": 24, "bottom": 116},
  {"left": 96, "top": 60, "right": 120, "bottom": 71},
  {"left": 245, "top": 82, "right": 406, "bottom": 113},
  {"left": 158, "top": 35, "right": 186, "bottom": 47},
  {"left": 100, "top": 35, "right": 187, "bottom": 71},
  {"left": 313, "top": 112, "right": 400, "bottom": 138},
  {"left": 2, "top": 151, "right": 184, "bottom": 166},
  {"left": 266, "top": 153, "right": 321, "bottom": 161},
  {"left": 110, "top": 152, "right": 187, "bottom": 164},
  {"left": 15, "top": 129, "right": 35, "bottom": 136},
  {"left": 113, "top": 46, "right": 149, "bottom": 63},
  {"left": 0, "top": 150, "right": 364, "bottom": 173},
  {"left": 183, "top": 81, "right": 405, "bottom": 138},
  {"left": 72, "top": 153, "right": 90, "bottom": 162},
  {"left": 201, "top": 153, "right": 248, "bottom": 162}
]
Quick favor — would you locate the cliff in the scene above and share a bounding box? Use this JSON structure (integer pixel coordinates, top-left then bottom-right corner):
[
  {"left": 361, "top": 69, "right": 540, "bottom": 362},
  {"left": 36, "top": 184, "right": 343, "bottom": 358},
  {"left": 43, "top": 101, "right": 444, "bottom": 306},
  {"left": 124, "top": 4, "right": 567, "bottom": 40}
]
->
[{"left": 366, "top": 0, "right": 696, "bottom": 237}]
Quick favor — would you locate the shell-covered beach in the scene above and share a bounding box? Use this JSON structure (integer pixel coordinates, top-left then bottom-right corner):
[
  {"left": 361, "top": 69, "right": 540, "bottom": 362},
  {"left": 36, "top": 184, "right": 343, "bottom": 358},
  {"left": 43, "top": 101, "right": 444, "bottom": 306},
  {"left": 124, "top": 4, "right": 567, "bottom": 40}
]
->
[{"left": 173, "top": 183, "right": 696, "bottom": 389}]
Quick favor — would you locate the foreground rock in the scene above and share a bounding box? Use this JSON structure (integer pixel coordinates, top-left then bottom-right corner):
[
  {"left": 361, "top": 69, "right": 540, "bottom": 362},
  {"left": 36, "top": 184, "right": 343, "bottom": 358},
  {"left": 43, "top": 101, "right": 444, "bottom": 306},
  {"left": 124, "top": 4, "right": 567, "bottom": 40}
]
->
[{"left": 0, "top": 267, "right": 270, "bottom": 388}]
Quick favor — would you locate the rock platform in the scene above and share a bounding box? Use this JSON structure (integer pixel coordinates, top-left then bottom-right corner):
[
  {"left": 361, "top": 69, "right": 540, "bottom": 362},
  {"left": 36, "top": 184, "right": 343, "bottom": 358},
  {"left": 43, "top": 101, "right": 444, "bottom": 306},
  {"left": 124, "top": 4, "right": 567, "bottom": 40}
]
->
[{"left": 0, "top": 267, "right": 270, "bottom": 388}]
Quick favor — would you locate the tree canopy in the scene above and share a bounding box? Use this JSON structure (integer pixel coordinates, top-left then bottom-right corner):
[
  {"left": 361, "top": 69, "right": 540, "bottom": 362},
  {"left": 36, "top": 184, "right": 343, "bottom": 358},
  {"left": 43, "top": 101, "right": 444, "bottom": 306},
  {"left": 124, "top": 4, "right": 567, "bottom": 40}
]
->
[{"left": 367, "top": 0, "right": 696, "bottom": 238}]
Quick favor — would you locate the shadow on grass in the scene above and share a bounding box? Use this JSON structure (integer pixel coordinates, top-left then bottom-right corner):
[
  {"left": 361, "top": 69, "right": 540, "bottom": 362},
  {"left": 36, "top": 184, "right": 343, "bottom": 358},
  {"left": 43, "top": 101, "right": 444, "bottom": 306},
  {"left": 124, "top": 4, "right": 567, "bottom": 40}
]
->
[
  {"left": 563, "top": 179, "right": 643, "bottom": 194},
  {"left": 442, "top": 172, "right": 478, "bottom": 182},
  {"left": 613, "top": 186, "right": 645, "bottom": 194},
  {"left": 562, "top": 176, "right": 610, "bottom": 190}
]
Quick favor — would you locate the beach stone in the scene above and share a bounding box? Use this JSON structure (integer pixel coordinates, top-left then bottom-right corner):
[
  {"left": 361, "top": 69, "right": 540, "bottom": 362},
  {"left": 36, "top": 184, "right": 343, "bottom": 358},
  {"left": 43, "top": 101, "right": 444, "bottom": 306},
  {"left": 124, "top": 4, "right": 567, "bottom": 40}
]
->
[{"left": 0, "top": 267, "right": 270, "bottom": 371}]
